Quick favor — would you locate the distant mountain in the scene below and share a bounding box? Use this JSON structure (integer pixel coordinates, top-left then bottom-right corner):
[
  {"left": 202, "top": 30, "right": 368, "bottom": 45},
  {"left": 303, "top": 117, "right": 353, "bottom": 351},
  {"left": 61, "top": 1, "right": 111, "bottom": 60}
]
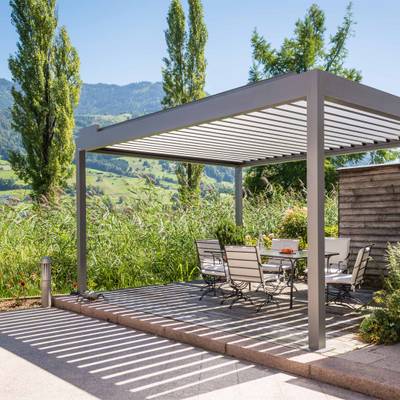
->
[
  {"left": 0, "top": 77, "right": 234, "bottom": 189},
  {"left": 0, "top": 79, "right": 13, "bottom": 110},
  {"left": 77, "top": 81, "right": 163, "bottom": 116},
  {"left": 0, "top": 78, "right": 164, "bottom": 156}
]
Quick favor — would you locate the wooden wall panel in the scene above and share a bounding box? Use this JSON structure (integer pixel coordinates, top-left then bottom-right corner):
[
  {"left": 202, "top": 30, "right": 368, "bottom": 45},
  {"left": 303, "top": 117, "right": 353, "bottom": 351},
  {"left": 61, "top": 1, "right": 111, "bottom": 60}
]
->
[{"left": 338, "top": 163, "right": 400, "bottom": 288}]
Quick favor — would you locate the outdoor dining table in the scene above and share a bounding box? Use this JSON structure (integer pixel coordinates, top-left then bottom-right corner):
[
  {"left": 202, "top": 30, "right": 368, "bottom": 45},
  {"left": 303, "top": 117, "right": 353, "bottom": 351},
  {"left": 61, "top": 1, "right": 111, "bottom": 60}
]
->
[{"left": 260, "top": 249, "right": 339, "bottom": 309}]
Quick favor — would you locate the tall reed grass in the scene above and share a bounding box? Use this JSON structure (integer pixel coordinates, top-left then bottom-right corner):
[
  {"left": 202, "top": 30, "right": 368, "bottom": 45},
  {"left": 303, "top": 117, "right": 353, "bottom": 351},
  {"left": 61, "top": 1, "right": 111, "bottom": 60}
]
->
[{"left": 0, "top": 188, "right": 337, "bottom": 297}]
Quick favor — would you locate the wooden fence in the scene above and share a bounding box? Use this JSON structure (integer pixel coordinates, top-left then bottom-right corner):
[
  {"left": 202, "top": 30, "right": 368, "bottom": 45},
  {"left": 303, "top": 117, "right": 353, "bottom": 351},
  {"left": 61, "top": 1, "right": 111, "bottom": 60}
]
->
[{"left": 338, "top": 163, "right": 400, "bottom": 288}]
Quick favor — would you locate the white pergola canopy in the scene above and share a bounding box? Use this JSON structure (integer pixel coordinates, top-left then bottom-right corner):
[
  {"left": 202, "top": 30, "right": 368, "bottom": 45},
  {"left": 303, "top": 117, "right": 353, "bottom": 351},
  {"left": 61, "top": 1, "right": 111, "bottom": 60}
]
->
[
  {"left": 77, "top": 70, "right": 400, "bottom": 166},
  {"left": 75, "top": 70, "right": 400, "bottom": 351}
]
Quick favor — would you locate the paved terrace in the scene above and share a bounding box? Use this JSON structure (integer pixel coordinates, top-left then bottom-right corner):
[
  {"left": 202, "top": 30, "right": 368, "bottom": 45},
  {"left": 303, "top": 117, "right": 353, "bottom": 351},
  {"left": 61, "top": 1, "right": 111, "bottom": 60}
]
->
[
  {"left": 52, "top": 282, "right": 400, "bottom": 399},
  {"left": 0, "top": 307, "right": 375, "bottom": 400}
]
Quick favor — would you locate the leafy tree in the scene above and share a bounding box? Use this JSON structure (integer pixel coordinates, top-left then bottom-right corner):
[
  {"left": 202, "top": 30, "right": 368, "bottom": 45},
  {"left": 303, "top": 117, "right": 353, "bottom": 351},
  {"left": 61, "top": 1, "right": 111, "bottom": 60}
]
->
[
  {"left": 162, "top": 0, "right": 207, "bottom": 206},
  {"left": 8, "top": 0, "right": 81, "bottom": 201},
  {"left": 246, "top": 2, "right": 398, "bottom": 196}
]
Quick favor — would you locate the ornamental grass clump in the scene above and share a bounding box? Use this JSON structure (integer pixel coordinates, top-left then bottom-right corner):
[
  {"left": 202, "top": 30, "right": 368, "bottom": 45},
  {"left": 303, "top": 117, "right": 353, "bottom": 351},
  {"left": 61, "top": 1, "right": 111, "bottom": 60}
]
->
[
  {"left": 359, "top": 243, "right": 400, "bottom": 345},
  {"left": 0, "top": 187, "right": 338, "bottom": 298}
]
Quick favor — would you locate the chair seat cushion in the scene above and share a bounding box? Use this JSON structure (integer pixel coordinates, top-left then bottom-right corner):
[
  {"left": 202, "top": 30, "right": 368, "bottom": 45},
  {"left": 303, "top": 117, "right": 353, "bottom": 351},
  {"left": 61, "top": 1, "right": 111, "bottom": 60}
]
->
[
  {"left": 262, "top": 263, "right": 292, "bottom": 273},
  {"left": 263, "top": 273, "right": 279, "bottom": 283},
  {"left": 325, "top": 273, "right": 352, "bottom": 285},
  {"left": 201, "top": 261, "right": 226, "bottom": 277}
]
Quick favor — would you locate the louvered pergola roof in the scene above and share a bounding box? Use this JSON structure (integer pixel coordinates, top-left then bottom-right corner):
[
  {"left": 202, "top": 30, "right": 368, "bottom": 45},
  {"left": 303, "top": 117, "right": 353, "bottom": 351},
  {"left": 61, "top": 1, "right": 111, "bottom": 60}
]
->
[
  {"left": 76, "top": 70, "right": 400, "bottom": 166},
  {"left": 76, "top": 70, "right": 400, "bottom": 351}
]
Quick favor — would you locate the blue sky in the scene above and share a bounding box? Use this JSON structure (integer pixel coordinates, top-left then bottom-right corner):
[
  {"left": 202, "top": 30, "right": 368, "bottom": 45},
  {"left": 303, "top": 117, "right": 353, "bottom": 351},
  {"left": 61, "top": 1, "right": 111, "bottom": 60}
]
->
[{"left": 0, "top": 0, "right": 399, "bottom": 95}]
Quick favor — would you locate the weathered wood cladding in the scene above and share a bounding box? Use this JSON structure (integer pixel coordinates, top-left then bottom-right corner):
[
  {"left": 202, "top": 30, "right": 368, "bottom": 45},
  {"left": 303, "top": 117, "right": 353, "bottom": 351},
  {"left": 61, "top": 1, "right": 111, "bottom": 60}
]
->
[{"left": 338, "top": 163, "right": 400, "bottom": 288}]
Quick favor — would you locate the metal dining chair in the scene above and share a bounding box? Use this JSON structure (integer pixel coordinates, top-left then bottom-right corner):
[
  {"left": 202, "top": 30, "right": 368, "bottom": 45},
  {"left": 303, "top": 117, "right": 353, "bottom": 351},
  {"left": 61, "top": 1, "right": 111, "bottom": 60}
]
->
[
  {"left": 195, "top": 239, "right": 227, "bottom": 300},
  {"left": 325, "top": 245, "right": 372, "bottom": 307},
  {"left": 224, "top": 245, "right": 282, "bottom": 312}
]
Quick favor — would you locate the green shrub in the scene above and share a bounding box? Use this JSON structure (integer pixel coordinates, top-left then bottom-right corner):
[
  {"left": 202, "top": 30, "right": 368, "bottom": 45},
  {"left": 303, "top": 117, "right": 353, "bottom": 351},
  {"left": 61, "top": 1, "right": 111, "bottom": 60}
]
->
[
  {"left": 324, "top": 225, "right": 338, "bottom": 237},
  {"left": 214, "top": 219, "right": 245, "bottom": 247},
  {"left": 359, "top": 309, "right": 400, "bottom": 345},
  {"left": 359, "top": 242, "right": 400, "bottom": 345},
  {"left": 278, "top": 206, "right": 307, "bottom": 249}
]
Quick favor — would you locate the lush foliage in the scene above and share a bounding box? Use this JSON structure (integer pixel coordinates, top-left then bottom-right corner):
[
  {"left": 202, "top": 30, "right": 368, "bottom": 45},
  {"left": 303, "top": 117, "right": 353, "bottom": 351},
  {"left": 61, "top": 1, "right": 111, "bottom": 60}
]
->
[
  {"left": 278, "top": 207, "right": 308, "bottom": 249},
  {"left": 8, "top": 0, "right": 81, "bottom": 201},
  {"left": 162, "top": 0, "right": 207, "bottom": 206},
  {"left": 249, "top": 3, "right": 360, "bottom": 81},
  {"left": 359, "top": 243, "right": 400, "bottom": 344},
  {"left": 0, "top": 188, "right": 338, "bottom": 298},
  {"left": 214, "top": 219, "right": 245, "bottom": 247},
  {"left": 245, "top": 2, "right": 398, "bottom": 196}
]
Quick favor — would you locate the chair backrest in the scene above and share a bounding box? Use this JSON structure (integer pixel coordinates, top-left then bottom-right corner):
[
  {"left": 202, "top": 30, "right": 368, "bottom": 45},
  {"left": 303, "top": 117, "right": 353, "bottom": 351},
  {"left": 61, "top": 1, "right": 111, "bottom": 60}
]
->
[
  {"left": 271, "top": 238, "right": 300, "bottom": 251},
  {"left": 224, "top": 246, "right": 263, "bottom": 284},
  {"left": 269, "top": 239, "right": 300, "bottom": 266},
  {"left": 195, "top": 239, "right": 223, "bottom": 272},
  {"left": 351, "top": 245, "right": 372, "bottom": 288},
  {"left": 325, "top": 237, "right": 350, "bottom": 267}
]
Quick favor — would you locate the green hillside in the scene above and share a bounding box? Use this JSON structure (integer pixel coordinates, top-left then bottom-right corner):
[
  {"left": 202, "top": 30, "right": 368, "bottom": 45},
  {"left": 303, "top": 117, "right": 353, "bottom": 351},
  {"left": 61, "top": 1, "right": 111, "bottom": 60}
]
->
[{"left": 0, "top": 78, "right": 234, "bottom": 199}]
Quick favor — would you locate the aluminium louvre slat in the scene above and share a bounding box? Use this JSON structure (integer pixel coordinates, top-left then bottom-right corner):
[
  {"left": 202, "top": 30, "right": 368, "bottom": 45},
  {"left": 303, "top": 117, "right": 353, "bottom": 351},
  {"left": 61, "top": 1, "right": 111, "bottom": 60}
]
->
[
  {"left": 237, "top": 113, "right": 306, "bottom": 129},
  {"left": 324, "top": 132, "right": 373, "bottom": 146},
  {"left": 231, "top": 114, "right": 307, "bottom": 132},
  {"left": 262, "top": 106, "right": 307, "bottom": 119},
  {"left": 166, "top": 128, "right": 348, "bottom": 151},
  {"left": 325, "top": 113, "right": 400, "bottom": 136},
  {"left": 198, "top": 121, "right": 306, "bottom": 137},
  {"left": 325, "top": 102, "right": 400, "bottom": 126},
  {"left": 276, "top": 103, "right": 307, "bottom": 115},
  {"left": 108, "top": 145, "right": 247, "bottom": 162},
  {"left": 113, "top": 142, "right": 295, "bottom": 159},
  {"left": 324, "top": 125, "right": 390, "bottom": 143},
  {"left": 260, "top": 104, "right": 394, "bottom": 143},
  {"left": 178, "top": 126, "right": 346, "bottom": 148},
  {"left": 205, "top": 121, "right": 306, "bottom": 141},
  {"left": 120, "top": 143, "right": 297, "bottom": 159},
  {"left": 169, "top": 125, "right": 306, "bottom": 144},
  {"left": 179, "top": 125, "right": 309, "bottom": 145},
  {"left": 325, "top": 120, "right": 400, "bottom": 139},
  {"left": 218, "top": 111, "right": 393, "bottom": 144},
  {"left": 141, "top": 122, "right": 350, "bottom": 149},
  {"left": 212, "top": 118, "right": 308, "bottom": 137},
  {"left": 324, "top": 128, "right": 379, "bottom": 144},
  {"left": 120, "top": 135, "right": 346, "bottom": 158},
  {"left": 165, "top": 129, "right": 309, "bottom": 150},
  {"left": 212, "top": 123, "right": 355, "bottom": 147},
  {"left": 257, "top": 109, "right": 307, "bottom": 123},
  {"left": 164, "top": 126, "right": 309, "bottom": 149},
  {"left": 325, "top": 101, "right": 400, "bottom": 125},
  {"left": 214, "top": 116, "right": 307, "bottom": 134},
  {"left": 287, "top": 99, "right": 400, "bottom": 130},
  {"left": 133, "top": 137, "right": 297, "bottom": 156},
  {"left": 147, "top": 132, "right": 308, "bottom": 153}
]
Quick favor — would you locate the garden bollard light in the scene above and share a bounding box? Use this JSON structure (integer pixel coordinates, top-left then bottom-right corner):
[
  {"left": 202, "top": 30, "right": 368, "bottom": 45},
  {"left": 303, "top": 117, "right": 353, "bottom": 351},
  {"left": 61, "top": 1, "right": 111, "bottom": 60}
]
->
[{"left": 40, "top": 256, "right": 52, "bottom": 308}]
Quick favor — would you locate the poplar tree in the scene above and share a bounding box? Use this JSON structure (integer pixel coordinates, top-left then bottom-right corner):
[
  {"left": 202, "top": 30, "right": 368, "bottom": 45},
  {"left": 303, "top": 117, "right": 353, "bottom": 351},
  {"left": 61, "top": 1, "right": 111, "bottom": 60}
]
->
[
  {"left": 162, "top": 0, "right": 207, "bottom": 206},
  {"left": 8, "top": 0, "right": 81, "bottom": 201}
]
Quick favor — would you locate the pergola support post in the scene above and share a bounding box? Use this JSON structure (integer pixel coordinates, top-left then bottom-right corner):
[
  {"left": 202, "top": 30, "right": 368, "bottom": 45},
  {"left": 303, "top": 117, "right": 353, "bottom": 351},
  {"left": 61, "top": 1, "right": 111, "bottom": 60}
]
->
[
  {"left": 307, "top": 76, "right": 326, "bottom": 350},
  {"left": 234, "top": 166, "right": 243, "bottom": 226},
  {"left": 76, "top": 150, "right": 87, "bottom": 293}
]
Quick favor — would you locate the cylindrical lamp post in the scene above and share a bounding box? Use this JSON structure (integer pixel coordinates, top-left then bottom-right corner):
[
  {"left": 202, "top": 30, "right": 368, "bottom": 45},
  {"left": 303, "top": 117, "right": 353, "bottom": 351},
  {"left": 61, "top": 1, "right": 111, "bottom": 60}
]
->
[{"left": 40, "top": 256, "right": 52, "bottom": 308}]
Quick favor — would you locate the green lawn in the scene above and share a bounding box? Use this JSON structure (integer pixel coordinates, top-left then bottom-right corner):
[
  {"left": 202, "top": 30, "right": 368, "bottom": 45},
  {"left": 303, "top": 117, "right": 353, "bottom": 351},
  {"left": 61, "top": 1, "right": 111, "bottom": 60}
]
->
[{"left": 0, "top": 158, "right": 233, "bottom": 200}]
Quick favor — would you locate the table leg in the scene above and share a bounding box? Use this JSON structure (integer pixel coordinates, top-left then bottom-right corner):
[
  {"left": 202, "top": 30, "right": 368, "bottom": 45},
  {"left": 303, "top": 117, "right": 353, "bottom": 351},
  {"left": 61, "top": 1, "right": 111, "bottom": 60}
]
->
[{"left": 289, "top": 259, "right": 296, "bottom": 309}]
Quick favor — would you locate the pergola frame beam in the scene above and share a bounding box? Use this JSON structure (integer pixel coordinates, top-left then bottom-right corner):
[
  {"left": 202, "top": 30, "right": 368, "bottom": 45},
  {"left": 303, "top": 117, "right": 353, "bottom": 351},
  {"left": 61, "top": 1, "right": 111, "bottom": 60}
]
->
[{"left": 75, "top": 70, "right": 400, "bottom": 351}]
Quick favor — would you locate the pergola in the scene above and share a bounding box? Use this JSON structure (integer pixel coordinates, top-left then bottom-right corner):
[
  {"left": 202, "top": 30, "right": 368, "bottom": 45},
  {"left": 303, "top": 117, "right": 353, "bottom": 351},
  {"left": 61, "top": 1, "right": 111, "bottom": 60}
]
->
[{"left": 75, "top": 70, "right": 400, "bottom": 350}]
